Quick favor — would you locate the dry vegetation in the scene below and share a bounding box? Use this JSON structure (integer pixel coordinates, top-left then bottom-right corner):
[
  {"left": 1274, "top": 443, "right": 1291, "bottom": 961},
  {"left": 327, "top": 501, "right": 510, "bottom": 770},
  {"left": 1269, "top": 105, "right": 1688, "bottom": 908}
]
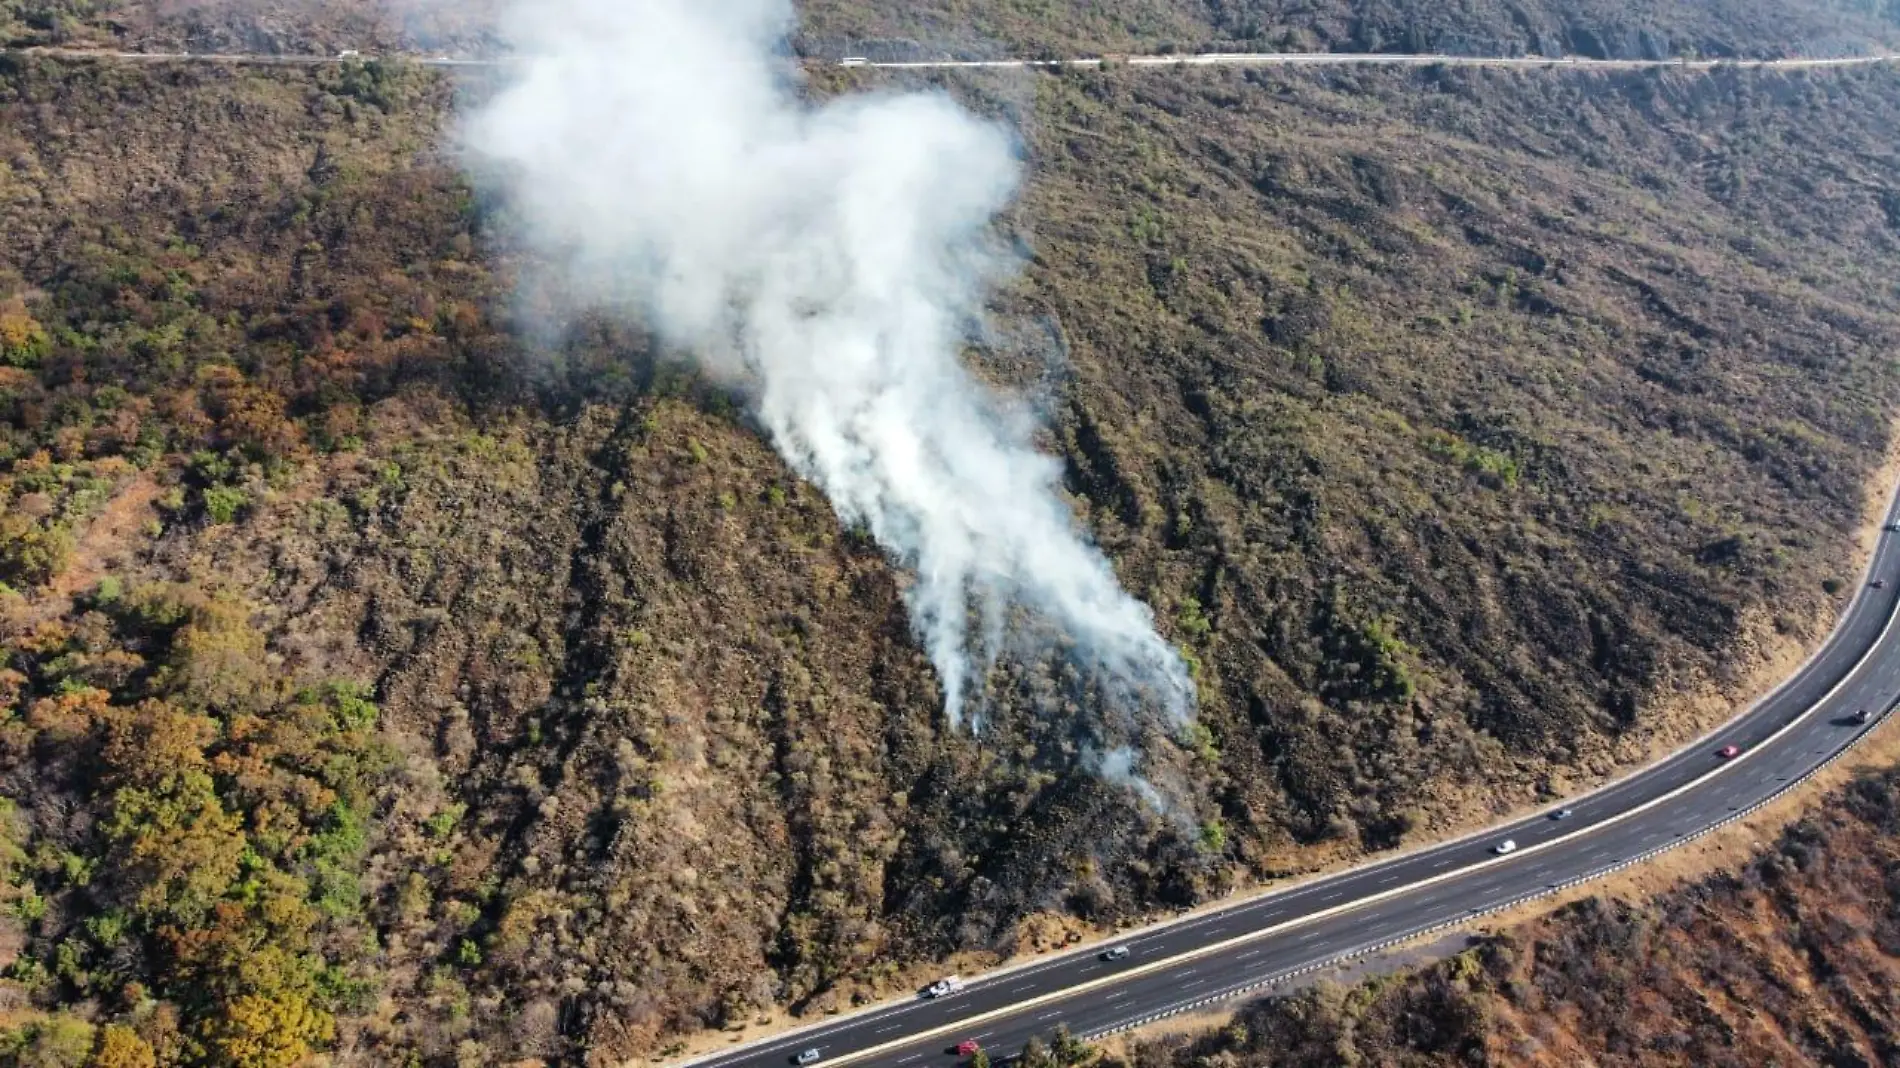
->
[
  {"left": 5, "top": 0, "right": 1900, "bottom": 60},
  {"left": 2, "top": 16, "right": 1900, "bottom": 1068},
  {"left": 1126, "top": 763, "right": 1900, "bottom": 1068}
]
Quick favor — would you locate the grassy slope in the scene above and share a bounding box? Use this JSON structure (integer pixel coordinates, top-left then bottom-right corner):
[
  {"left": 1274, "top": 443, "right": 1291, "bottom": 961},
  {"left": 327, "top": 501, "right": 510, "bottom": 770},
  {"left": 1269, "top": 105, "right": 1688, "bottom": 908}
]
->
[
  {"left": 3, "top": 46, "right": 1900, "bottom": 1067},
  {"left": 792, "top": 0, "right": 1900, "bottom": 60},
  {"left": 1126, "top": 763, "right": 1900, "bottom": 1068}
]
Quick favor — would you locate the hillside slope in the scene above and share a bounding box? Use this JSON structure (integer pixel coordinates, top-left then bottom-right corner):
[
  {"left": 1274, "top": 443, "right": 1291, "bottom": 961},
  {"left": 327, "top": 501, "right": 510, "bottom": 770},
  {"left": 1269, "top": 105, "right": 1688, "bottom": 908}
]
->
[
  {"left": 795, "top": 0, "right": 1900, "bottom": 60},
  {"left": 1127, "top": 762, "right": 1900, "bottom": 1068},
  {"left": 5, "top": 0, "right": 1900, "bottom": 60},
  {"left": 2, "top": 48, "right": 1900, "bottom": 1066}
]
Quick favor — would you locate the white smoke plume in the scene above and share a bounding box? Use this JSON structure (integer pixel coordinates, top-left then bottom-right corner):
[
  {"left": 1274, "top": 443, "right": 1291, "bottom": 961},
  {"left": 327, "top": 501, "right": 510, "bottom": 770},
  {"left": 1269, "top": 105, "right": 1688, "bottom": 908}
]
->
[{"left": 462, "top": 0, "right": 1194, "bottom": 739}]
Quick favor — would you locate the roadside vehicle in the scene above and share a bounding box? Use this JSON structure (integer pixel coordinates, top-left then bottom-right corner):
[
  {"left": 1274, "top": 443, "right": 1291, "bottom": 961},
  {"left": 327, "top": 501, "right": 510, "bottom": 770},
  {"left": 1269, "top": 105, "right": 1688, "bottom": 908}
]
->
[
  {"left": 925, "top": 976, "right": 965, "bottom": 998},
  {"left": 1550, "top": 808, "right": 1573, "bottom": 821},
  {"left": 956, "top": 1040, "right": 981, "bottom": 1056},
  {"left": 1717, "top": 744, "right": 1741, "bottom": 758},
  {"left": 1101, "top": 945, "right": 1131, "bottom": 961},
  {"left": 1855, "top": 708, "right": 1874, "bottom": 725},
  {"left": 1493, "top": 839, "right": 1517, "bottom": 855},
  {"left": 795, "top": 1050, "right": 821, "bottom": 1065}
]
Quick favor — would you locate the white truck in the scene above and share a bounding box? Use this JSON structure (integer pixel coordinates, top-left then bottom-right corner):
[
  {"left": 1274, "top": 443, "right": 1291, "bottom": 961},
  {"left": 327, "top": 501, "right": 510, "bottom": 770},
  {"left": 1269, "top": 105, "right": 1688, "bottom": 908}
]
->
[{"left": 924, "top": 976, "right": 964, "bottom": 998}]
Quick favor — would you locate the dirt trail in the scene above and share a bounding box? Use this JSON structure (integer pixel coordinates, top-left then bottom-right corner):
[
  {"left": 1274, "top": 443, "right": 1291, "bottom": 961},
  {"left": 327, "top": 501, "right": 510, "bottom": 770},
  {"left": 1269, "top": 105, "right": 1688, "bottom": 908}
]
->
[{"left": 8, "top": 473, "right": 160, "bottom": 632}]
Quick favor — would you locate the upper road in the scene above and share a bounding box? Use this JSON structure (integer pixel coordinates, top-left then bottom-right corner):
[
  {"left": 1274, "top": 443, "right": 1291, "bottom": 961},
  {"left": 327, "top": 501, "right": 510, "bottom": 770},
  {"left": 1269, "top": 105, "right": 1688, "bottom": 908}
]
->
[
  {"left": 5, "top": 46, "right": 1898, "bottom": 73},
  {"left": 686, "top": 478, "right": 1900, "bottom": 1068}
]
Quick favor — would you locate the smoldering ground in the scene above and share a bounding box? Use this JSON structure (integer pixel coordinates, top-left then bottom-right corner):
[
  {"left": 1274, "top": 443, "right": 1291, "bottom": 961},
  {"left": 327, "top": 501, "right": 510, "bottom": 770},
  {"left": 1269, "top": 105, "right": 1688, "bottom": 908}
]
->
[{"left": 460, "top": 0, "right": 1196, "bottom": 804}]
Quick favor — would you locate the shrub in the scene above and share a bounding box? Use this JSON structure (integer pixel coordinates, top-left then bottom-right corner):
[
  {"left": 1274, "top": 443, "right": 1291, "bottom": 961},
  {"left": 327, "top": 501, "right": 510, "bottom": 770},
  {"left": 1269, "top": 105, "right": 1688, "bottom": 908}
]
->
[
  {"left": 0, "top": 310, "right": 49, "bottom": 368},
  {"left": 200, "top": 485, "right": 248, "bottom": 525}
]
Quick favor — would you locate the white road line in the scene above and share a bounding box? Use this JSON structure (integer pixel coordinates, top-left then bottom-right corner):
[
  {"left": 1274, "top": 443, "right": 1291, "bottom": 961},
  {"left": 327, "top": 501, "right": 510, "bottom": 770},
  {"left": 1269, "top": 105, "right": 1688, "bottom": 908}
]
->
[
  {"left": 1236, "top": 949, "right": 1263, "bottom": 960},
  {"left": 1037, "top": 1012, "right": 1062, "bottom": 1021},
  {"left": 14, "top": 47, "right": 1900, "bottom": 75},
  {"left": 876, "top": 1026, "right": 900, "bottom": 1034},
  {"left": 1008, "top": 985, "right": 1034, "bottom": 994}
]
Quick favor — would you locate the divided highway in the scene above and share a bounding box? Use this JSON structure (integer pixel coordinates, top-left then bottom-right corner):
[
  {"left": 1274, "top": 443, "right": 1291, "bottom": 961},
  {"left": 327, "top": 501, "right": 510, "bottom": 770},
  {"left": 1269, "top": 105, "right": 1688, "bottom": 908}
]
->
[{"left": 688, "top": 482, "right": 1900, "bottom": 1068}]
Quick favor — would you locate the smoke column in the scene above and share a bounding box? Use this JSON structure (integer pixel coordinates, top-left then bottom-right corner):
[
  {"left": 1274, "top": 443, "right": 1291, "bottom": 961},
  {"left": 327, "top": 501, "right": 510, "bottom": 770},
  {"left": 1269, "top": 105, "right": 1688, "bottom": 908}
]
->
[{"left": 463, "top": 0, "right": 1194, "bottom": 738}]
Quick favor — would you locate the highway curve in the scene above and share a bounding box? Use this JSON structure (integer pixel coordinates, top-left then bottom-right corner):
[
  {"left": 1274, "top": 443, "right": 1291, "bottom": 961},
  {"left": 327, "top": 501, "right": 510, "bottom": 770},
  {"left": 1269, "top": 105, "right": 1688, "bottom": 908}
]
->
[{"left": 684, "top": 480, "right": 1900, "bottom": 1068}]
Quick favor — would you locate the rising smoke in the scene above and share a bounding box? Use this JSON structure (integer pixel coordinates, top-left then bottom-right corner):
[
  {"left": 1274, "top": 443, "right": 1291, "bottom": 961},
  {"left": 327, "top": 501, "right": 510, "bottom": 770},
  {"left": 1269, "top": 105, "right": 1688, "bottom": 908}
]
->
[{"left": 462, "top": 0, "right": 1194, "bottom": 754}]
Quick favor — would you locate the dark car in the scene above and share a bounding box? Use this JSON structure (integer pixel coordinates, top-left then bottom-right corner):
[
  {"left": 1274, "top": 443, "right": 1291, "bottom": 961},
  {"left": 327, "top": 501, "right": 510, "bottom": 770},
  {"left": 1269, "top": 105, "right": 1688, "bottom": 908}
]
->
[
  {"left": 1875, "top": 579, "right": 1889, "bottom": 589},
  {"left": 1550, "top": 808, "right": 1574, "bottom": 821}
]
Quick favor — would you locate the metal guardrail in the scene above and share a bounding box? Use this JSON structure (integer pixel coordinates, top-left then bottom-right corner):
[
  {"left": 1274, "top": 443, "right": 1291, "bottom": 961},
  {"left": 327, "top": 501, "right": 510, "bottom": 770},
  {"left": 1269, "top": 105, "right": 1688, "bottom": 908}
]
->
[{"left": 1087, "top": 707, "right": 1893, "bottom": 1042}]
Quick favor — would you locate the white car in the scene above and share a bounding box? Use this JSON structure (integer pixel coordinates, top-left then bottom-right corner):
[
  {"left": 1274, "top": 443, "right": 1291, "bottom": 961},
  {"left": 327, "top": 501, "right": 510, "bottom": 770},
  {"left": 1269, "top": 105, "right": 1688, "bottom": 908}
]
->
[
  {"left": 795, "top": 1050, "right": 821, "bottom": 1066},
  {"left": 1493, "top": 839, "right": 1517, "bottom": 856},
  {"left": 924, "top": 976, "right": 964, "bottom": 998}
]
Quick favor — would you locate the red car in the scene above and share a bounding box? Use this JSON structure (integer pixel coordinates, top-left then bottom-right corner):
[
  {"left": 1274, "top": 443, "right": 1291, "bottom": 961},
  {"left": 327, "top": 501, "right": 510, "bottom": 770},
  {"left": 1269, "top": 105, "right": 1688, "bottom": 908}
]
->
[
  {"left": 956, "top": 1040, "right": 981, "bottom": 1056},
  {"left": 1717, "top": 744, "right": 1741, "bottom": 758}
]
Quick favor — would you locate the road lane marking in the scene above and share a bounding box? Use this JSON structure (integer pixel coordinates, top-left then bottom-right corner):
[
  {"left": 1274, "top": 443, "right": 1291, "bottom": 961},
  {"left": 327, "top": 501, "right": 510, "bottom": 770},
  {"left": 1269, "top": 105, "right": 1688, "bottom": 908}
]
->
[
  {"left": 897, "top": 1057, "right": 921, "bottom": 1064},
  {"left": 1009, "top": 985, "right": 1034, "bottom": 994},
  {"left": 1037, "top": 1012, "right": 1062, "bottom": 1021},
  {"left": 1236, "top": 949, "right": 1262, "bottom": 960},
  {"left": 877, "top": 1026, "right": 900, "bottom": 1034}
]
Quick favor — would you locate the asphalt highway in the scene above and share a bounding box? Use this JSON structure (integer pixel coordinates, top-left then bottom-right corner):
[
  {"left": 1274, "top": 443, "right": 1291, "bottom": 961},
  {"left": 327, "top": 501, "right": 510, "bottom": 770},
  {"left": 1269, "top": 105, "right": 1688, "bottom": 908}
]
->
[{"left": 687, "top": 484, "right": 1900, "bottom": 1068}]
